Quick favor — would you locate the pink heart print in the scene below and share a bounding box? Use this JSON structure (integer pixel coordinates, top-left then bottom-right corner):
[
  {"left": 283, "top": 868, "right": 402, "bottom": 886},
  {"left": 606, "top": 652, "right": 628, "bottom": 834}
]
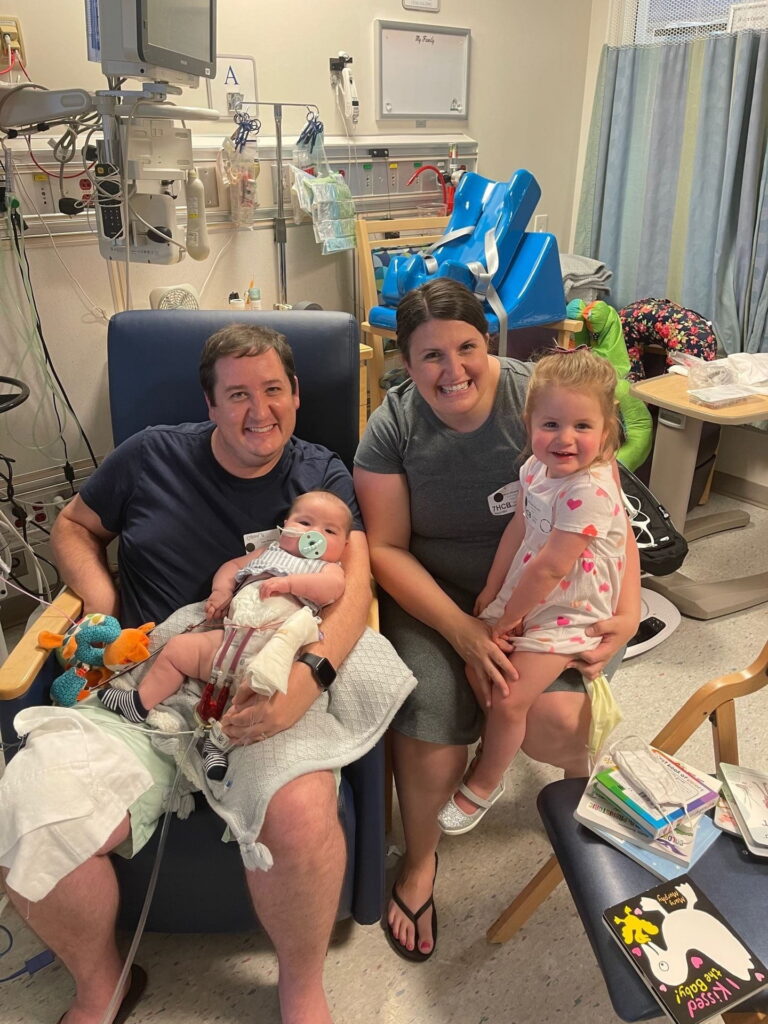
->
[
  {"left": 567, "top": 498, "right": 582, "bottom": 510},
  {"left": 559, "top": 580, "right": 571, "bottom": 590},
  {"left": 690, "top": 956, "right": 703, "bottom": 969},
  {"left": 523, "top": 552, "right": 532, "bottom": 563},
  {"left": 659, "top": 985, "right": 667, "bottom": 992},
  {"left": 613, "top": 503, "right": 620, "bottom": 515},
  {"left": 556, "top": 616, "right": 571, "bottom": 626},
  {"left": 582, "top": 524, "right": 598, "bottom": 536},
  {"left": 526, "top": 474, "right": 534, "bottom": 483},
  {"left": 595, "top": 487, "right": 608, "bottom": 498},
  {"left": 599, "top": 582, "right": 610, "bottom": 593},
  {"left": 757, "top": 974, "right": 765, "bottom": 981},
  {"left": 582, "top": 559, "right": 594, "bottom": 572},
  {"left": 631, "top": 947, "right": 642, "bottom": 957}
]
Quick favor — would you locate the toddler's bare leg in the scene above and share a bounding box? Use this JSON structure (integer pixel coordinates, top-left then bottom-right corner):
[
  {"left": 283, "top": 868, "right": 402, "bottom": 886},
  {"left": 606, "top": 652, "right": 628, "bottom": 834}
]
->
[{"left": 458, "top": 651, "right": 572, "bottom": 809}]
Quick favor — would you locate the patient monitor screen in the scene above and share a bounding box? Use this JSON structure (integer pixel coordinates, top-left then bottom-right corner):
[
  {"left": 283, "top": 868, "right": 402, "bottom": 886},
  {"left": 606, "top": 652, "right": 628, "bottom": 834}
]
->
[{"left": 145, "top": 0, "right": 213, "bottom": 63}]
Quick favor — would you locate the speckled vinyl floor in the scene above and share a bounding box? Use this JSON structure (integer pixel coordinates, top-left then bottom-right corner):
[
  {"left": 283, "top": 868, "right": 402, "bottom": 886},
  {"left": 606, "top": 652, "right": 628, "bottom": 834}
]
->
[{"left": 2, "top": 493, "right": 766, "bottom": 1024}]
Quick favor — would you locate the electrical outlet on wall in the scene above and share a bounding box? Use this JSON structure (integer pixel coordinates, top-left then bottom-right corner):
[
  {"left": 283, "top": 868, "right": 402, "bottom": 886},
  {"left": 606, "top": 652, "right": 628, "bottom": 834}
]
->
[{"left": 533, "top": 213, "right": 548, "bottom": 232}]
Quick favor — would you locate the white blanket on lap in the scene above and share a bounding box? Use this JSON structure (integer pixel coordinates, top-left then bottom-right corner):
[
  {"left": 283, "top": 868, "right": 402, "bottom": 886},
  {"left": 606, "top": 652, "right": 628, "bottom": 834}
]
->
[{"left": 125, "top": 603, "right": 417, "bottom": 870}]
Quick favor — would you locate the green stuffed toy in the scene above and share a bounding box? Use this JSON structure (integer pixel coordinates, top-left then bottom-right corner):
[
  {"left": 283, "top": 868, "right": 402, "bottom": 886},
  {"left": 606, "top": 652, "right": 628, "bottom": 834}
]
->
[{"left": 566, "top": 299, "right": 653, "bottom": 471}]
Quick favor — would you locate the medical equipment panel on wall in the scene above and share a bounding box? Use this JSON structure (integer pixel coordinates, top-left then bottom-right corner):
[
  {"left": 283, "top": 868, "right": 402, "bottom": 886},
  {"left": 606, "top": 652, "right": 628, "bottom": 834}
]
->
[{"left": 376, "top": 21, "right": 470, "bottom": 120}]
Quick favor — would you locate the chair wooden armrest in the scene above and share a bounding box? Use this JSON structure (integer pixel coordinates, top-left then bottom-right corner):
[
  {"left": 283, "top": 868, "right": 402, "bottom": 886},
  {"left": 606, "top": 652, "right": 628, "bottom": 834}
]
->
[{"left": 0, "top": 589, "right": 83, "bottom": 701}]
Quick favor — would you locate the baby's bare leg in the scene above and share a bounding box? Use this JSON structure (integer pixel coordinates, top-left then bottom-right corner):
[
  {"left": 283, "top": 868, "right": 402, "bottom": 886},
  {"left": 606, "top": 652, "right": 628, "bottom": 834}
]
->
[
  {"left": 99, "top": 630, "right": 222, "bottom": 723},
  {"left": 138, "top": 631, "right": 222, "bottom": 709}
]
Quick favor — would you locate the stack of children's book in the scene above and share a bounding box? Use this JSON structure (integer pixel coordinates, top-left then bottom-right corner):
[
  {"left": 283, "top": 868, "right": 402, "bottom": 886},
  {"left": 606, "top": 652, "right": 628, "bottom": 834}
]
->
[
  {"left": 714, "top": 763, "right": 768, "bottom": 858},
  {"left": 574, "top": 748, "right": 722, "bottom": 880}
]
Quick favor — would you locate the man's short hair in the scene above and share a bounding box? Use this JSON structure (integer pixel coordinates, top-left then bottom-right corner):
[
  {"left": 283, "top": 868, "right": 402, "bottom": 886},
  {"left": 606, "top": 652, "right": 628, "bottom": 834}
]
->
[{"left": 200, "top": 324, "right": 297, "bottom": 403}]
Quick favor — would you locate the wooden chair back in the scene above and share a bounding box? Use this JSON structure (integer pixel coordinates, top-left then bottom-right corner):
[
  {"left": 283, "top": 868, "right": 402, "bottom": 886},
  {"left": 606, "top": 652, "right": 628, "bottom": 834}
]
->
[{"left": 355, "top": 214, "right": 449, "bottom": 413}]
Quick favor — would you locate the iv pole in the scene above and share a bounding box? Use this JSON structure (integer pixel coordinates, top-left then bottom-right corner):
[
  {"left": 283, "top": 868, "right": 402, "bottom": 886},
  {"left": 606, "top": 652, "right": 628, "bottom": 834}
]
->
[{"left": 236, "top": 100, "right": 320, "bottom": 309}]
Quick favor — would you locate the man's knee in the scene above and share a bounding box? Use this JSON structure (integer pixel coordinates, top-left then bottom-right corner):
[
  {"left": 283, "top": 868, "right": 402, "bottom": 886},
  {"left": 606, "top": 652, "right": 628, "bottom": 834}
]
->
[
  {"left": 94, "top": 814, "right": 132, "bottom": 855},
  {"left": 259, "top": 772, "right": 341, "bottom": 850}
]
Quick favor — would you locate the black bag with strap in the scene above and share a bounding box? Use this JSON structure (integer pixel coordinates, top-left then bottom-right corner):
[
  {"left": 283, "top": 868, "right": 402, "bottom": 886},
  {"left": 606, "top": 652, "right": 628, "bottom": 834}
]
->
[{"left": 618, "top": 465, "right": 688, "bottom": 577}]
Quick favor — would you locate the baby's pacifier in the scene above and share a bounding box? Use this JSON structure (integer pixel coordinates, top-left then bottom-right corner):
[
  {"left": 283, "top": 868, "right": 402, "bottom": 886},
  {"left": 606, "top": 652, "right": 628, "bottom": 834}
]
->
[{"left": 298, "top": 530, "right": 326, "bottom": 558}]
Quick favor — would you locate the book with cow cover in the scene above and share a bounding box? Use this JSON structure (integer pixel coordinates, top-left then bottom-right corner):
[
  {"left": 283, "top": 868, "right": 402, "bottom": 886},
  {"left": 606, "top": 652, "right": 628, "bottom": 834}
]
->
[{"left": 603, "top": 875, "right": 767, "bottom": 1023}]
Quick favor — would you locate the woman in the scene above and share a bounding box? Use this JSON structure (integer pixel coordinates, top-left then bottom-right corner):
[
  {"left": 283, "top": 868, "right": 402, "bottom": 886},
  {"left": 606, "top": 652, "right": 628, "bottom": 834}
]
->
[{"left": 353, "top": 279, "right": 640, "bottom": 962}]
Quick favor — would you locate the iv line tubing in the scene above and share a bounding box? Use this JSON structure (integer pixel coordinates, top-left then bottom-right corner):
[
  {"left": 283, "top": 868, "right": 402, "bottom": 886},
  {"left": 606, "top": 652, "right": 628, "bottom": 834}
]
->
[{"left": 98, "top": 728, "right": 200, "bottom": 1024}]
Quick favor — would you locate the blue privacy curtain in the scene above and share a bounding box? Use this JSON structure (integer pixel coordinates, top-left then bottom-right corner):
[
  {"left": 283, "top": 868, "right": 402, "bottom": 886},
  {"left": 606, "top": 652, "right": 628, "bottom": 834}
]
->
[{"left": 576, "top": 30, "right": 768, "bottom": 354}]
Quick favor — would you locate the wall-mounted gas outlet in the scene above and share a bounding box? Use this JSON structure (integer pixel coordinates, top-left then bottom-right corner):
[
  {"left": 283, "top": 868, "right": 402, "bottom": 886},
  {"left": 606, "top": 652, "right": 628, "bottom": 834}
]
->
[{"left": 0, "top": 16, "right": 25, "bottom": 66}]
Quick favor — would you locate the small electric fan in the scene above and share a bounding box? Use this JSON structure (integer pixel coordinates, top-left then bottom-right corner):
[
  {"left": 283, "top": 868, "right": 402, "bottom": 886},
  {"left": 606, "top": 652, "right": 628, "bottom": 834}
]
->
[{"left": 149, "top": 284, "right": 201, "bottom": 310}]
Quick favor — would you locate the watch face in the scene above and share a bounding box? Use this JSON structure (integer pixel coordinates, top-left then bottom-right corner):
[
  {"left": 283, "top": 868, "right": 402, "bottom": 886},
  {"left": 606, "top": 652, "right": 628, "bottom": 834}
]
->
[{"left": 301, "top": 653, "right": 336, "bottom": 689}]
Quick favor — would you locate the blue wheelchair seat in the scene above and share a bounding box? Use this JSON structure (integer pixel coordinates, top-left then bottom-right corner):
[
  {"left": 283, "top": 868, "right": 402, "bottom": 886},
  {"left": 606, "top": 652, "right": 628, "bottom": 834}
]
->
[{"left": 369, "top": 168, "right": 567, "bottom": 352}]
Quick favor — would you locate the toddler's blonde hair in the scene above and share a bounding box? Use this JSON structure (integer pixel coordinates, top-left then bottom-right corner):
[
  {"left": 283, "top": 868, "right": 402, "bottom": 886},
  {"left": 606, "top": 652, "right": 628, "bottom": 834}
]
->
[{"left": 523, "top": 347, "right": 620, "bottom": 463}]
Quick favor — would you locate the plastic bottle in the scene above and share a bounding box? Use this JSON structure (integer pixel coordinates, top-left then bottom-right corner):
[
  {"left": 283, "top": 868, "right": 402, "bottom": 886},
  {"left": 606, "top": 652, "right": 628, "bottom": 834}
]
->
[
  {"left": 247, "top": 286, "right": 262, "bottom": 310},
  {"left": 228, "top": 292, "right": 245, "bottom": 310},
  {"left": 185, "top": 168, "right": 210, "bottom": 261}
]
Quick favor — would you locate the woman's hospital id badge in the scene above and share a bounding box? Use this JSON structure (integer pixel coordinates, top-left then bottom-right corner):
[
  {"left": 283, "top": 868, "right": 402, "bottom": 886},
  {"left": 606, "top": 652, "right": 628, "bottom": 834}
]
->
[{"left": 486, "top": 482, "right": 519, "bottom": 516}]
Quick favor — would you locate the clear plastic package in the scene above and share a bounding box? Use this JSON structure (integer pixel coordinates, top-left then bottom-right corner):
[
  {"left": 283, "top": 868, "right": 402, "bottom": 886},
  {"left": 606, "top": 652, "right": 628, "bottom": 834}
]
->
[
  {"left": 668, "top": 352, "right": 736, "bottom": 389},
  {"left": 687, "top": 384, "right": 756, "bottom": 408}
]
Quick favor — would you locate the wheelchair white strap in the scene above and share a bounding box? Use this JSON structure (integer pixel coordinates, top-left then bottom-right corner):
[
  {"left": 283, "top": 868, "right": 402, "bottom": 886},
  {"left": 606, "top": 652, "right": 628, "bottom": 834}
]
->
[
  {"left": 423, "top": 224, "right": 474, "bottom": 274},
  {"left": 466, "top": 229, "right": 508, "bottom": 354},
  {"left": 420, "top": 223, "right": 508, "bottom": 351}
]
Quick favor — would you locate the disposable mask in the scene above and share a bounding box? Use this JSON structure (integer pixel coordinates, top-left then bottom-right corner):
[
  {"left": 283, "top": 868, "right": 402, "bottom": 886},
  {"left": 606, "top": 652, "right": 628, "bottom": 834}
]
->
[{"left": 610, "top": 738, "right": 691, "bottom": 809}]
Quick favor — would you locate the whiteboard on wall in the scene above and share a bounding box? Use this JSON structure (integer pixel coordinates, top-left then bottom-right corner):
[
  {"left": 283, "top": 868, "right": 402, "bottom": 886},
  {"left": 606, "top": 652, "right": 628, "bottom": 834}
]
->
[{"left": 376, "top": 20, "right": 470, "bottom": 119}]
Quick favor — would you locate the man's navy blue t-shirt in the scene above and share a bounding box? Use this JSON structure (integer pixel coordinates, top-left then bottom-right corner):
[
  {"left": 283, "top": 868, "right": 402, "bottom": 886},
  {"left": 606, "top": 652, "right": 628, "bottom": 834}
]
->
[{"left": 80, "top": 422, "right": 361, "bottom": 627}]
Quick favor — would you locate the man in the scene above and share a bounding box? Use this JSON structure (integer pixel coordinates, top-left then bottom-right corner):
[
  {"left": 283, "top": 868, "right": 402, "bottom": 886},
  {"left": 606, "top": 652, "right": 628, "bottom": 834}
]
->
[{"left": 0, "top": 324, "right": 371, "bottom": 1024}]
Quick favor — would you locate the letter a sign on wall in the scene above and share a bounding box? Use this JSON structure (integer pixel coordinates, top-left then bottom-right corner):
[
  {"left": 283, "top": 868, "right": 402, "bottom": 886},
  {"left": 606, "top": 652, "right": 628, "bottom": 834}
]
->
[{"left": 207, "top": 55, "right": 258, "bottom": 118}]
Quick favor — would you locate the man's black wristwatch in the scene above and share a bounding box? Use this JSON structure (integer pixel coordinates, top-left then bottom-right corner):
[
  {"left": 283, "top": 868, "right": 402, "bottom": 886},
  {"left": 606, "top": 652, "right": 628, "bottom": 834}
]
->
[{"left": 297, "top": 653, "right": 337, "bottom": 692}]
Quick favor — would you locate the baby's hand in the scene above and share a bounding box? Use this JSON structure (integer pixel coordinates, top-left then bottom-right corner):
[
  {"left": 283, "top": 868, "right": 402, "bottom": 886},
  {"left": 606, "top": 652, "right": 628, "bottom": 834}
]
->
[
  {"left": 205, "top": 589, "right": 232, "bottom": 621},
  {"left": 259, "top": 577, "right": 290, "bottom": 600},
  {"left": 473, "top": 585, "right": 497, "bottom": 617}
]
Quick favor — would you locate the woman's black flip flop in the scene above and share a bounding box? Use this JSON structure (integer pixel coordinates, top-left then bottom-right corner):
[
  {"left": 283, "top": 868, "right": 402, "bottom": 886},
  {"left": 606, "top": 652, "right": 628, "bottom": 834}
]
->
[{"left": 385, "top": 853, "right": 439, "bottom": 963}]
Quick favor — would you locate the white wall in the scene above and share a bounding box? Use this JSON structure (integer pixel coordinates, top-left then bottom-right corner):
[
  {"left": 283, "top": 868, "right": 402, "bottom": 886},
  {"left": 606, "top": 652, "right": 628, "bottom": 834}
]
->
[{"left": 3, "top": 0, "right": 595, "bottom": 479}]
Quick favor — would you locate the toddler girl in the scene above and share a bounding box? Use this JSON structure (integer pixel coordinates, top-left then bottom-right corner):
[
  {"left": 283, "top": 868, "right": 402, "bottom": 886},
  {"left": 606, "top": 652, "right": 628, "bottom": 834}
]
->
[{"left": 438, "top": 347, "right": 629, "bottom": 834}]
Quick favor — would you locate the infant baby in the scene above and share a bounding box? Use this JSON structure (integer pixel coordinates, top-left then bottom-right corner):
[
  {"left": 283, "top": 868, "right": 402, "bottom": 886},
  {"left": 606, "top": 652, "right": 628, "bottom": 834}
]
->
[{"left": 98, "top": 490, "right": 351, "bottom": 779}]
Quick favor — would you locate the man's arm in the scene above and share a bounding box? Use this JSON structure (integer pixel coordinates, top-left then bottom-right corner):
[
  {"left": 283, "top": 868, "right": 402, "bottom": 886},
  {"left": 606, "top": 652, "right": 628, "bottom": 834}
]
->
[
  {"left": 50, "top": 495, "right": 119, "bottom": 616},
  {"left": 223, "top": 531, "right": 370, "bottom": 740}
]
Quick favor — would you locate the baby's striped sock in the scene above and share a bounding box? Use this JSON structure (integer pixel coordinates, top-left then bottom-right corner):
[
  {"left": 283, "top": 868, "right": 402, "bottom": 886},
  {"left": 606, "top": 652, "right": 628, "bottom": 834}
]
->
[{"left": 98, "top": 686, "right": 148, "bottom": 724}]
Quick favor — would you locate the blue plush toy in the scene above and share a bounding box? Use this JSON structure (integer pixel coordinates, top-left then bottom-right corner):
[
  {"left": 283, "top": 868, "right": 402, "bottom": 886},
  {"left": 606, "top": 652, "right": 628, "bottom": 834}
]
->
[{"left": 38, "top": 612, "right": 123, "bottom": 707}]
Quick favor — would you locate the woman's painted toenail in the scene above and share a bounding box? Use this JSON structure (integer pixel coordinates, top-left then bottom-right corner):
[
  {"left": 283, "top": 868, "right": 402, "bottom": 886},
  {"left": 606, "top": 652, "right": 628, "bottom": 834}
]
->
[{"left": 419, "top": 941, "right": 431, "bottom": 951}]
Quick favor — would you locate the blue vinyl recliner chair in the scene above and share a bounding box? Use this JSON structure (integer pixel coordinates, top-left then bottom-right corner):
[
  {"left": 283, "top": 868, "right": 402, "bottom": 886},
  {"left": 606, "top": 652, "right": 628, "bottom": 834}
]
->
[
  {"left": 0, "top": 309, "right": 385, "bottom": 931},
  {"left": 369, "top": 168, "right": 567, "bottom": 352}
]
